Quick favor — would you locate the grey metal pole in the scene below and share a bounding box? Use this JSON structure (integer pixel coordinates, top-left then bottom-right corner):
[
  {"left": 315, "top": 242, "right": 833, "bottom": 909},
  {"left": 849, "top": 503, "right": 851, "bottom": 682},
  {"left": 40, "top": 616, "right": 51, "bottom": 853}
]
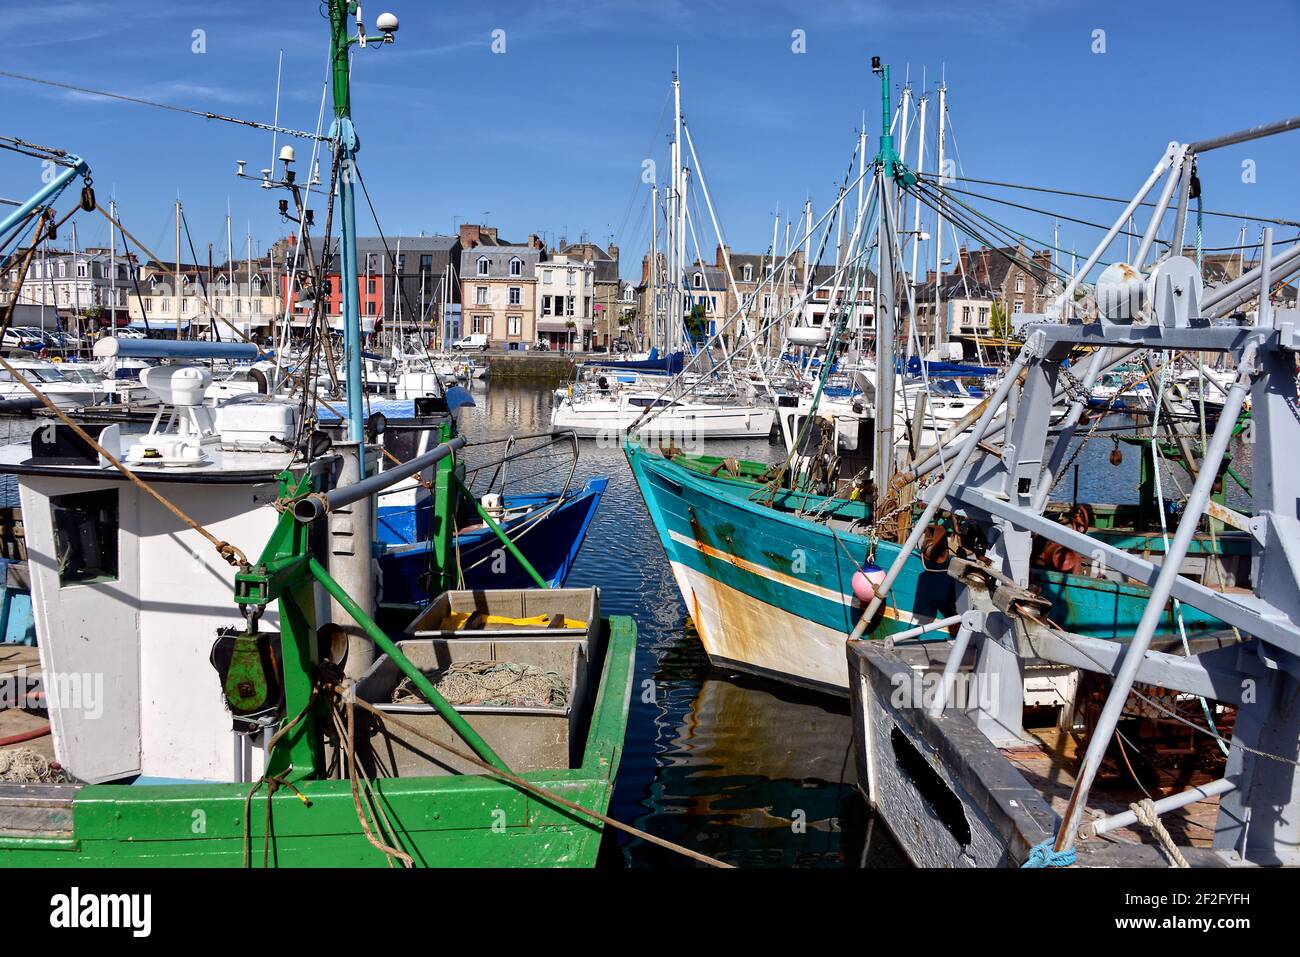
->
[
  {"left": 850, "top": 338, "right": 1036, "bottom": 640},
  {"left": 1033, "top": 346, "right": 1118, "bottom": 513},
  {"left": 1133, "top": 145, "right": 1187, "bottom": 268},
  {"left": 1054, "top": 349, "right": 1256, "bottom": 852},
  {"left": 908, "top": 346, "right": 1139, "bottom": 486},
  {"left": 1079, "top": 778, "right": 1236, "bottom": 839},
  {"left": 1203, "top": 242, "right": 1300, "bottom": 317},
  {"left": 294, "top": 434, "right": 467, "bottom": 522},
  {"left": 1052, "top": 144, "right": 1177, "bottom": 315},
  {"left": 928, "top": 613, "right": 978, "bottom": 718}
]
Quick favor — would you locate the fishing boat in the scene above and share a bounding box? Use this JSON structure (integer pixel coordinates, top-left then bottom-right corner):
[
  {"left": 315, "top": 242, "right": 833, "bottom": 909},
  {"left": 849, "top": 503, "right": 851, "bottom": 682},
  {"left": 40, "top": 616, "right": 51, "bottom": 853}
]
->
[
  {"left": 847, "top": 109, "right": 1300, "bottom": 868},
  {"left": 0, "top": 2, "right": 634, "bottom": 868}
]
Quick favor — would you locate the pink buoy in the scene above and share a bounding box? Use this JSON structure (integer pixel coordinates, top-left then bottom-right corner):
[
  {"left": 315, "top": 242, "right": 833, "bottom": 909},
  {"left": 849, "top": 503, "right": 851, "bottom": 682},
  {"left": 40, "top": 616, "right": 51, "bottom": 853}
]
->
[{"left": 852, "top": 564, "right": 886, "bottom": 602}]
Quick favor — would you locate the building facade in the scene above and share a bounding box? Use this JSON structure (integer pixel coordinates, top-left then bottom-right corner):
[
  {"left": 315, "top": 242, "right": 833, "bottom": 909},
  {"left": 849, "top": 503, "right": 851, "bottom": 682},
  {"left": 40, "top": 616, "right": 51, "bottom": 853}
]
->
[
  {"left": 535, "top": 254, "right": 593, "bottom": 350},
  {"left": 459, "top": 240, "right": 543, "bottom": 350},
  {"left": 3, "top": 248, "right": 139, "bottom": 333}
]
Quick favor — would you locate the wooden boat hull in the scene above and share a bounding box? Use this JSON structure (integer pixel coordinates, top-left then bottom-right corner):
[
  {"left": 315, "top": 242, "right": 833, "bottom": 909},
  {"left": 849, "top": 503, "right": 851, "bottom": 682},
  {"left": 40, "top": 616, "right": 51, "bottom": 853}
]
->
[{"left": 626, "top": 445, "right": 1225, "bottom": 694}]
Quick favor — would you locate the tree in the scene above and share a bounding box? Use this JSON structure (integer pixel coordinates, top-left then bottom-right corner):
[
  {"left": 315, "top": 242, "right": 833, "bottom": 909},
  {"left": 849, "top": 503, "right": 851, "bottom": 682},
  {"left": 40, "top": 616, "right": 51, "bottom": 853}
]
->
[{"left": 988, "top": 301, "right": 1011, "bottom": 340}]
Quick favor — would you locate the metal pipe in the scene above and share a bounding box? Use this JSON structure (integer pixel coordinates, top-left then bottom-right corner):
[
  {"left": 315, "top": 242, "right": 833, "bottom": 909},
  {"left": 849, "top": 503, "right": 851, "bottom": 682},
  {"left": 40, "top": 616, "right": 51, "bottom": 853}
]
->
[
  {"left": 928, "top": 617, "right": 976, "bottom": 718},
  {"left": 850, "top": 340, "right": 1034, "bottom": 639},
  {"left": 93, "top": 338, "right": 261, "bottom": 361},
  {"left": 909, "top": 346, "right": 1139, "bottom": 486},
  {"left": 453, "top": 473, "right": 550, "bottom": 590},
  {"left": 1054, "top": 348, "right": 1256, "bottom": 852},
  {"left": 0, "top": 156, "right": 84, "bottom": 244},
  {"left": 1203, "top": 242, "right": 1300, "bottom": 317},
  {"left": 1079, "top": 778, "right": 1236, "bottom": 839},
  {"left": 889, "top": 613, "right": 963, "bottom": 644},
  {"left": 1033, "top": 347, "right": 1120, "bottom": 512},
  {"left": 1052, "top": 145, "right": 1177, "bottom": 315},
  {"left": 294, "top": 434, "right": 466, "bottom": 522},
  {"left": 1188, "top": 114, "right": 1300, "bottom": 154},
  {"left": 1260, "top": 228, "right": 1274, "bottom": 327},
  {"left": 1134, "top": 145, "right": 1187, "bottom": 268},
  {"left": 307, "top": 556, "right": 511, "bottom": 772}
]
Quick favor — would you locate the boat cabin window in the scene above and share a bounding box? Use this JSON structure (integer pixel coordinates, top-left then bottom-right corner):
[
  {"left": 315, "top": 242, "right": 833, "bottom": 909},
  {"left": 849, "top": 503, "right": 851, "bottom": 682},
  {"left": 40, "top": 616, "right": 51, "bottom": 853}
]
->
[
  {"left": 382, "top": 428, "right": 420, "bottom": 464},
  {"left": 627, "top": 396, "right": 675, "bottom": 409},
  {"left": 50, "top": 489, "right": 119, "bottom": 585},
  {"left": 930, "top": 379, "right": 963, "bottom": 397}
]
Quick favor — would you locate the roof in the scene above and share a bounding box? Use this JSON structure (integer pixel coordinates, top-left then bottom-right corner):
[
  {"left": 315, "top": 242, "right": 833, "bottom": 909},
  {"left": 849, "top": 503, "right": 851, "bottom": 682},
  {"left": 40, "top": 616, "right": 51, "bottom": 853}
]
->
[{"left": 460, "top": 245, "right": 542, "bottom": 278}]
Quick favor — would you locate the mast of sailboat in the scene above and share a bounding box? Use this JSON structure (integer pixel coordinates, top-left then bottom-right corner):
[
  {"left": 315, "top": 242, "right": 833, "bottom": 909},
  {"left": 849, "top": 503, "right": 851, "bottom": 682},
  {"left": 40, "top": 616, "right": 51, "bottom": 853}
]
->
[
  {"left": 932, "top": 77, "right": 948, "bottom": 351},
  {"left": 872, "top": 58, "right": 915, "bottom": 516},
  {"left": 109, "top": 197, "right": 118, "bottom": 343},
  {"left": 650, "top": 183, "right": 659, "bottom": 351},
  {"left": 174, "top": 198, "right": 182, "bottom": 340}
]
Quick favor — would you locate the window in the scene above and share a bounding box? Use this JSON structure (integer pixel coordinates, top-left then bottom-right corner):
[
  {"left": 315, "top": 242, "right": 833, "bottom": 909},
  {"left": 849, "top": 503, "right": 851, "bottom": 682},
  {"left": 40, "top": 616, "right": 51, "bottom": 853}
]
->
[
  {"left": 565, "top": 296, "right": 575, "bottom": 317},
  {"left": 962, "top": 305, "right": 972, "bottom": 325},
  {"left": 367, "top": 301, "right": 376, "bottom": 315},
  {"left": 477, "top": 257, "right": 490, "bottom": 276},
  {"left": 507, "top": 315, "right": 521, "bottom": 336},
  {"left": 509, "top": 258, "right": 522, "bottom": 277},
  {"left": 567, "top": 269, "right": 576, "bottom": 287},
  {"left": 367, "top": 279, "right": 376, "bottom": 294},
  {"left": 51, "top": 489, "right": 119, "bottom": 585},
  {"left": 1013, "top": 300, "right": 1024, "bottom": 314},
  {"left": 743, "top": 264, "right": 753, "bottom": 282},
  {"left": 77, "top": 264, "right": 87, "bottom": 278},
  {"left": 693, "top": 272, "right": 703, "bottom": 288},
  {"left": 420, "top": 254, "right": 432, "bottom": 271},
  {"left": 508, "top": 286, "right": 521, "bottom": 305},
  {"left": 475, "top": 286, "right": 489, "bottom": 305},
  {"left": 1015, "top": 275, "right": 1025, "bottom": 293},
  {"left": 543, "top": 269, "right": 553, "bottom": 285}
]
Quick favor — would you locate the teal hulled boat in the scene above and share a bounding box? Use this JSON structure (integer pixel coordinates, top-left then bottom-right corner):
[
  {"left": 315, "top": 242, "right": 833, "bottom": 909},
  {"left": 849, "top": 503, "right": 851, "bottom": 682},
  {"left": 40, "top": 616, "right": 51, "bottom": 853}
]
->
[{"left": 626, "top": 444, "right": 1225, "bottom": 694}]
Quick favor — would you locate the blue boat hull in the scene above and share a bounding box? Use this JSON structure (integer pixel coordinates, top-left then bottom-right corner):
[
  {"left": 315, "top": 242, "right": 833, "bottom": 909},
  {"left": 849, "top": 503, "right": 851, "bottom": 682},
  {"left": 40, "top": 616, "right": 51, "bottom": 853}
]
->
[
  {"left": 376, "top": 478, "right": 606, "bottom": 604},
  {"left": 626, "top": 445, "right": 1222, "bottom": 693}
]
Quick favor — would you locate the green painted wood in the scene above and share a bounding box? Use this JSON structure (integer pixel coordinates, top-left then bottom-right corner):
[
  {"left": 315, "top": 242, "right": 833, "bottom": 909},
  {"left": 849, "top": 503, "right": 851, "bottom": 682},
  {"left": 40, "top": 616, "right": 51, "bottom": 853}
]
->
[{"left": 0, "top": 616, "right": 636, "bottom": 868}]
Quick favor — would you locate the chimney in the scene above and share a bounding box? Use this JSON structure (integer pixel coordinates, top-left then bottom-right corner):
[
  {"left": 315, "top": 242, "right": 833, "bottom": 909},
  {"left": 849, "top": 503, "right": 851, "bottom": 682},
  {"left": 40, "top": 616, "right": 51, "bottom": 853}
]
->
[
  {"left": 641, "top": 254, "right": 650, "bottom": 285},
  {"left": 528, "top": 234, "right": 544, "bottom": 250},
  {"left": 715, "top": 243, "right": 730, "bottom": 268},
  {"left": 459, "top": 223, "right": 481, "bottom": 248},
  {"left": 608, "top": 244, "right": 619, "bottom": 263},
  {"left": 287, "top": 232, "right": 297, "bottom": 248}
]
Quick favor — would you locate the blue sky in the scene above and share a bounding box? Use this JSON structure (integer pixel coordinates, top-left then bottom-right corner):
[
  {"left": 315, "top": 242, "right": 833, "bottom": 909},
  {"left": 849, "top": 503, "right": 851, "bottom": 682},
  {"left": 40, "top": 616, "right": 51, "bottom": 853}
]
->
[{"left": 4, "top": 0, "right": 1300, "bottom": 280}]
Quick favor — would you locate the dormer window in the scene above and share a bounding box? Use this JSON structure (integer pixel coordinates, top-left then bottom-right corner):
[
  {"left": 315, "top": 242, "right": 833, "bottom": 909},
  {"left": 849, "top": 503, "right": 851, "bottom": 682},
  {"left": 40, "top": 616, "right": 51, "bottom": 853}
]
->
[
  {"left": 509, "top": 257, "right": 522, "bottom": 277},
  {"left": 693, "top": 272, "right": 703, "bottom": 289},
  {"left": 477, "top": 257, "right": 490, "bottom": 276},
  {"left": 743, "top": 264, "right": 753, "bottom": 282}
]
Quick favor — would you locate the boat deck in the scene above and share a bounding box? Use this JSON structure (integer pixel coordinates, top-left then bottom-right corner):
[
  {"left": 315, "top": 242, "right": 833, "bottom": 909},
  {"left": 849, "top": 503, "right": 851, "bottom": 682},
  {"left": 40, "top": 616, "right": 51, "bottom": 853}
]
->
[
  {"left": 0, "top": 644, "right": 55, "bottom": 767},
  {"left": 1003, "top": 727, "right": 1220, "bottom": 851}
]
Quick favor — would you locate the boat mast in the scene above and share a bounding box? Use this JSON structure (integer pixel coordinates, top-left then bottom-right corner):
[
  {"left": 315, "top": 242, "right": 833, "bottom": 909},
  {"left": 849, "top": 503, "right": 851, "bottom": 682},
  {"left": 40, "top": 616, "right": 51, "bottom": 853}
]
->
[
  {"left": 329, "top": 0, "right": 366, "bottom": 444},
  {"left": 174, "top": 198, "right": 182, "bottom": 340},
  {"left": 933, "top": 78, "right": 948, "bottom": 351},
  {"left": 873, "top": 59, "right": 911, "bottom": 515},
  {"left": 650, "top": 182, "right": 658, "bottom": 350}
]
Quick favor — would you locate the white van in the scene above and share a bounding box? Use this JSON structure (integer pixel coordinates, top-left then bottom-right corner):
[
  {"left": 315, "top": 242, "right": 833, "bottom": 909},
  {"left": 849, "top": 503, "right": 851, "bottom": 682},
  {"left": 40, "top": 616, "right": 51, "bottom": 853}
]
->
[{"left": 452, "top": 333, "right": 489, "bottom": 351}]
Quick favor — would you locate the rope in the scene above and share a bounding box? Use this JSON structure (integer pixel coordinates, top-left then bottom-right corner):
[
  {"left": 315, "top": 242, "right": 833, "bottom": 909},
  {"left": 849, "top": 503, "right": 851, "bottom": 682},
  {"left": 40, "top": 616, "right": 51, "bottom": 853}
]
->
[
  {"left": 1129, "top": 798, "right": 1191, "bottom": 868},
  {"left": 0, "top": 746, "right": 68, "bottom": 783},
  {"left": 392, "top": 660, "right": 569, "bottom": 709},
  {"left": 1021, "top": 839, "right": 1076, "bottom": 868},
  {"left": 0, "top": 70, "right": 328, "bottom": 142},
  {"left": 338, "top": 687, "right": 734, "bottom": 868}
]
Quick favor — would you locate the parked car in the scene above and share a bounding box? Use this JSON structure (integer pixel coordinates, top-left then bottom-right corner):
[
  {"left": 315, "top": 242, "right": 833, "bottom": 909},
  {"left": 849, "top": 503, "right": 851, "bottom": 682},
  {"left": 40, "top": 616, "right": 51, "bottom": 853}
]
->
[
  {"left": 1, "top": 327, "right": 46, "bottom": 350},
  {"left": 452, "top": 333, "right": 489, "bottom": 352}
]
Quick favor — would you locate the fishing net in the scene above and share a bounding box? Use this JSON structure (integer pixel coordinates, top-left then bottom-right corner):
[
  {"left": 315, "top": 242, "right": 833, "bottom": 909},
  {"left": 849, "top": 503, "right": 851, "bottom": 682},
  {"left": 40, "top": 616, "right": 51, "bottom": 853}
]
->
[
  {"left": 391, "top": 660, "right": 569, "bottom": 709},
  {"left": 0, "top": 747, "right": 70, "bottom": 784}
]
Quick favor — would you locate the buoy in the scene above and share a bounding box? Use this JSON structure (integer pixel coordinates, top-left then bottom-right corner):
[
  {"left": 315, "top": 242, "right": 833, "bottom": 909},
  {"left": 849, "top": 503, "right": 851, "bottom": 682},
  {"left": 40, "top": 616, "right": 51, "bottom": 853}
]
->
[{"left": 852, "top": 564, "right": 886, "bottom": 602}]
